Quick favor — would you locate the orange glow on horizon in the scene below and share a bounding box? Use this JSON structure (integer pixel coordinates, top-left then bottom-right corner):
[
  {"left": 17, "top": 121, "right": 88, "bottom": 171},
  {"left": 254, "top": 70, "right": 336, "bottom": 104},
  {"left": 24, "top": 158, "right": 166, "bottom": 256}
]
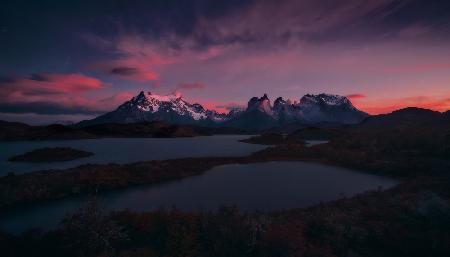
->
[{"left": 351, "top": 95, "right": 450, "bottom": 115}]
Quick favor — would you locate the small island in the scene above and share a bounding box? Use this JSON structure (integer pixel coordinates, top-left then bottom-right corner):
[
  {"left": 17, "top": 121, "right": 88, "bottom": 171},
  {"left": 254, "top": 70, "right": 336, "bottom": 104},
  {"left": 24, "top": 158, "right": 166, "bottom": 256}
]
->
[{"left": 8, "top": 147, "right": 94, "bottom": 163}]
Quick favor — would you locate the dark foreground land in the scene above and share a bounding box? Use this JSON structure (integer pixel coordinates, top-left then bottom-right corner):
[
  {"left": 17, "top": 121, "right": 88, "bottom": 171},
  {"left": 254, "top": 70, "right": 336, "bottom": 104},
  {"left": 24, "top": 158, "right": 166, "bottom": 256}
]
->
[
  {"left": 1, "top": 108, "right": 450, "bottom": 257},
  {"left": 0, "top": 120, "right": 250, "bottom": 141},
  {"left": 8, "top": 147, "right": 94, "bottom": 163}
]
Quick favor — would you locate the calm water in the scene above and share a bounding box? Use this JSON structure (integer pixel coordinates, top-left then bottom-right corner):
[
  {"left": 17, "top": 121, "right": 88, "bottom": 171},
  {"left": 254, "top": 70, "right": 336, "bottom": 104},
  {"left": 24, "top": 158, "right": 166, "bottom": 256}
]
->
[
  {"left": 0, "top": 135, "right": 266, "bottom": 175},
  {"left": 0, "top": 161, "right": 396, "bottom": 234},
  {"left": 305, "top": 140, "right": 329, "bottom": 147}
]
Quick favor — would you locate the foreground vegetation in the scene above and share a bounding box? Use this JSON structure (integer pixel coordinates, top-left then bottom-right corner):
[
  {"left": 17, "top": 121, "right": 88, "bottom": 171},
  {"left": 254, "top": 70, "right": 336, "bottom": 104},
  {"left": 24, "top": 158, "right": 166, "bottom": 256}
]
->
[
  {"left": 1, "top": 176, "right": 449, "bottom": 257},
  {"left": 1, "top": 107, "right": 449, "bottom": 256}
]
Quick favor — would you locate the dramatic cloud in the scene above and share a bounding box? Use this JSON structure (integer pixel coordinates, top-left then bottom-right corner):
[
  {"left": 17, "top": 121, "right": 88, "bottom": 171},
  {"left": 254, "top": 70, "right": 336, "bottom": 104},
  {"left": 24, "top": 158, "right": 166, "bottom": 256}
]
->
[
  {"left": 109, "top": 66, "right": 159, "bottom": 82},
  {"left": 0, "top": 73, "right": 105, "bottom": 96},
  {"left": 191, "top": 0, "right": 418, "bottom": 46},
  {"left": 110, "top": 67, "right": 140, "bottom": 76},
  {"left": 90, "top": 62, "right": 159, "bottom": 82},
  {"left": 0, "top": 73, "right": 131, "bottom": 115},
  {"left": 87, "top": 33, "right": 191, "bottom": 82},
  {"left": 87, "top": 32, "right": 236, "bottom": 83}
]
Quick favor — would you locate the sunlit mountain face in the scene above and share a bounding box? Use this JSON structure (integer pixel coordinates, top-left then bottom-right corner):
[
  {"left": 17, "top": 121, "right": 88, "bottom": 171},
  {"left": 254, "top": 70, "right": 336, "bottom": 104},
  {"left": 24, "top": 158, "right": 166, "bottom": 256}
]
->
[{"left": 0, "top": 0, "right": 449, "bottom": 124}]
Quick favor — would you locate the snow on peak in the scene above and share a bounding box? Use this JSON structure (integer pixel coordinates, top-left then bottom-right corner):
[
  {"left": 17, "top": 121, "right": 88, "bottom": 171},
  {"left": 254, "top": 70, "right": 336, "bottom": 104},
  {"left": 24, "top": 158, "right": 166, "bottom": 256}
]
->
[
  {"left": 126, "top": 91, "right": 208, "bottom": 120},
  {"left": 143, "top": 91, "right": 181, "bottom": 102},
  {"left": 300, "top": 93, "right": 351, "bottom": 106}
]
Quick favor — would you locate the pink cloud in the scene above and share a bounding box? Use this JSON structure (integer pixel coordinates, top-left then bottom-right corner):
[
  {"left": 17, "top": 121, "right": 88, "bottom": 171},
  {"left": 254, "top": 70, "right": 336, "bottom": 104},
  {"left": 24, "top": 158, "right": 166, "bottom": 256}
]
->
[
  {"left": 0, "top": 73, "right": 131, "bottom": 115},
  {"left": 176, "top": 82, "right": 206, "bottom": 90},
  {"left": 0, "top": 73, "right": 105, "bottom": 97},
  {"left": 90, "top": 62, "right": 160, "bottom": 82},
  {"left": 87, "top": 34, "right": 185, "bottom": 82},
  {"left": 346, "top": 94, "right": 367, "bottom": 100},
  {"left": 85, "top": 31, "right": 237, "bottom": 83}
]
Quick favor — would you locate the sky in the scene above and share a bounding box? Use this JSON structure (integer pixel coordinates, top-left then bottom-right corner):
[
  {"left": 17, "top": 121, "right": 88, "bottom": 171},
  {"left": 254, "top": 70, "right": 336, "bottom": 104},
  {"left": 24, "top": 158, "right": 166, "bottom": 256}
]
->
[{"left": 1, "top": 0, "right": 450, "bottom": 124}]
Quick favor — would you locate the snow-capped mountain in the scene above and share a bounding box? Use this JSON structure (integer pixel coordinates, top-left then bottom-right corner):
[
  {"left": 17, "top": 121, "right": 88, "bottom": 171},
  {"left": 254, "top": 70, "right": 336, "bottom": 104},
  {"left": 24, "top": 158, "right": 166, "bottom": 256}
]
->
[
  {"left": 297, "top": 94, "right": 368, "bottom": 124},
  {"left": 78, "top": 91, "right": 225, "bottom": 126},
  {"left": 78, "top": 91, "right": 369, "bottom": 129},
  {"left": 225, "top": 93, "right": 369, "bottom": 129}
]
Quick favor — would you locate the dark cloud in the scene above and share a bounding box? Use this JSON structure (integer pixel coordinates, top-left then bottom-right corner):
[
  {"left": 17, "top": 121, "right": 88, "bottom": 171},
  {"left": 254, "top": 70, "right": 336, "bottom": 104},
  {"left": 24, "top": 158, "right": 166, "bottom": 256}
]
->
[
  {"left": 0, "top": 76, "right": 17, "bottom": 83},
  {"left": 191, "top": 0, "right": 450, "bottom": 47},
  {"left": 2, "top": 0, "right": 449, "bottom": 75},
  {"left": 0, "top": 0, "right": 251, "bottom": 72},
  {"left": 29, "top": 73, "right": 52, "bottom": 82},
  {"left": 110, "top": 67, "right": 140, "bottom": 76}
]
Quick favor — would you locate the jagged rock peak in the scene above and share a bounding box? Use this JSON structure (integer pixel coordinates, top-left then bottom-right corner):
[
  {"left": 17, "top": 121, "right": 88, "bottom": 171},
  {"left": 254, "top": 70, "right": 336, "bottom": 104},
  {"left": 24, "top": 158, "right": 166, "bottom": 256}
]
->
[
  {"left": 247, "top": 94, "right": 273, "bottom": 114},
  {"left": 300, "top": 93, "right": 351, "bottom": 106}
]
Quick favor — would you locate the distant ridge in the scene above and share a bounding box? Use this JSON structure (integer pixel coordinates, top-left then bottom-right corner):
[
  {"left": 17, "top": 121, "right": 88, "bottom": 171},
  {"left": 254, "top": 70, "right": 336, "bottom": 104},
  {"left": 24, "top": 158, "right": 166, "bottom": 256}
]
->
[{"left": 353, "top": 107, "right": 450, "bottom": 131}]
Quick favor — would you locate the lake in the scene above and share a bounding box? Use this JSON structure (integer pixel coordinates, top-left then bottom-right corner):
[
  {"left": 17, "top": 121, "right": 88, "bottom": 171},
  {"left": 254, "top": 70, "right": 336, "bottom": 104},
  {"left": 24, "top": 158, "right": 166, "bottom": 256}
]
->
[
  {"left": 0, "top": 161, "right": 396, "bottom": 234},
  {"left": 0, "top": 135, "right": 266, "bottom": 175}
]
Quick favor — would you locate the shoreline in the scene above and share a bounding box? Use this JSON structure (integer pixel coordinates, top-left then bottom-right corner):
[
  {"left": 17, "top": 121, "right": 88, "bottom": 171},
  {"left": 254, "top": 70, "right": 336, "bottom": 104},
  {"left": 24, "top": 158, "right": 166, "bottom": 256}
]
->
[
  {"left": 1, "top": 132, "right": 449, "bottom": 256},
  {"left": 0, "top": 142, "right": 420, "bottom": 210}
]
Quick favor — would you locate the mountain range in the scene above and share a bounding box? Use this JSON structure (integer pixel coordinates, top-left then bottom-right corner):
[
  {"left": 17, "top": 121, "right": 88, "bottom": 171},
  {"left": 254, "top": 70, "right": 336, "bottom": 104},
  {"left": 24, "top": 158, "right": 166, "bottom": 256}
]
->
[
  {"left": 1, "top": 107, "right": 448, "bottom": 141},
  {"left": 78, "top": 91, "right": 369, "bottom": 130}
]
